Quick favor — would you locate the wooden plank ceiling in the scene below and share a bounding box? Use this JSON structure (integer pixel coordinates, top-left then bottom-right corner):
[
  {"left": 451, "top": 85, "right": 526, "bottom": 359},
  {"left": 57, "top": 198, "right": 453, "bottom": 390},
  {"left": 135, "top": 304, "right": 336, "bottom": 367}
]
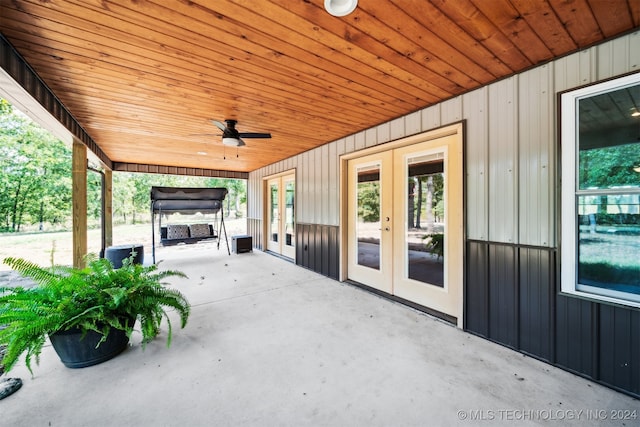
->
[{"left": 1, "top": 0, "right": 639, "bottom": 173}]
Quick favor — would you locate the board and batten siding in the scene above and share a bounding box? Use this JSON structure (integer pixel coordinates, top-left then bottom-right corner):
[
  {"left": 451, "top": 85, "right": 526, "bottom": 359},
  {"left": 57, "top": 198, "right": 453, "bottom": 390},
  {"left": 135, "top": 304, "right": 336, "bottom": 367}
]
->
[{"left": 248, "top": 32, "right": 640, "bottom": 399}]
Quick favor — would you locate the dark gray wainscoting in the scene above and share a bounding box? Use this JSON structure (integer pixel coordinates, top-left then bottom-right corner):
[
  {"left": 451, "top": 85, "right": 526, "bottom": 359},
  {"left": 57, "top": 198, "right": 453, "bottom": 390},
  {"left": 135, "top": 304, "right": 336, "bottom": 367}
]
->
[
  {"left": 296, "top": 223, "right": 340, "bottom": 280},
  {"left": 465, "top": 240, "right": 640, "bottom": 398},
  {"left": 246, "top": 221, "right": 339, "bottom": 280}
]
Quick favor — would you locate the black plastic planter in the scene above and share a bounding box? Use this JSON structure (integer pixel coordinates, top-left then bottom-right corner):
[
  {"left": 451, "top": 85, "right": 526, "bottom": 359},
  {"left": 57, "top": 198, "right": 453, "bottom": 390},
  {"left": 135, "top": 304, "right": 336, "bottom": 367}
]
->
[
  {"left": 105, "top": 244, "right": 144, "bottom": 269},
  {"left": 49, "top": 326, "right": 130, "bottom": 368}
]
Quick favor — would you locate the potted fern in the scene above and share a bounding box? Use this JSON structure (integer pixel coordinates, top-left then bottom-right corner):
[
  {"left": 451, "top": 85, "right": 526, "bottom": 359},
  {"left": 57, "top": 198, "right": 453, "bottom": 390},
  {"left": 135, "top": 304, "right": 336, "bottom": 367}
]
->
[{"left": 0, "top": 254, "right": 190, "bottom": 374}]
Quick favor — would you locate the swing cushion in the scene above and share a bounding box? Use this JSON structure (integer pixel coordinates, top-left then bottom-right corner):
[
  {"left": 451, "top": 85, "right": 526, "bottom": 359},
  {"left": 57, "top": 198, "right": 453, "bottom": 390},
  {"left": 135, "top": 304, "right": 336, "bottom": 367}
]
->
[
  {"left": 166, "top": 224, "right": 190, "bottom": 240},
  {"left": 189, "top": 223, "right": 213, "bottom": 238}
]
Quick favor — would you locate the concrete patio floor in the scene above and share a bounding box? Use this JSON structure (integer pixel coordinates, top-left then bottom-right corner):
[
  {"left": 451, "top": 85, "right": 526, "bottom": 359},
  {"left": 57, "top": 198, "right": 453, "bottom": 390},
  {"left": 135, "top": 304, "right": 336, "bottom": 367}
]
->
[{"left": 2, "top": 242, "right": 638, "bottom": 426}]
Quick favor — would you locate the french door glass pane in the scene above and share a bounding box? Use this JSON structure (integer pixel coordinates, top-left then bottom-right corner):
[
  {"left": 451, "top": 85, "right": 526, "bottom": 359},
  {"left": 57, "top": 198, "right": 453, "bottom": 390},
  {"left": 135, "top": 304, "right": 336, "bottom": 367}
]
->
[
  {"left": 285, "top": 180, "right": 295, "bottom": 248},
  {"left": 357, "top": 165, "right": 381, "bottom": 270},
  {"left": 406, "top": 154, "right": 444, "bottom": 287},
  {"left": 270, "top": 183, "right": 279, "bottom": 243}
]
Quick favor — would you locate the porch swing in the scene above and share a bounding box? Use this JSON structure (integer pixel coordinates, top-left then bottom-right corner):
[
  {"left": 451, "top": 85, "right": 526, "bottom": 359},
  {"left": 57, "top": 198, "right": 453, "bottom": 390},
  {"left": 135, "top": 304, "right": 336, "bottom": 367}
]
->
[{"left": 150, "top": 186, "right": 230, "bottom": 263}]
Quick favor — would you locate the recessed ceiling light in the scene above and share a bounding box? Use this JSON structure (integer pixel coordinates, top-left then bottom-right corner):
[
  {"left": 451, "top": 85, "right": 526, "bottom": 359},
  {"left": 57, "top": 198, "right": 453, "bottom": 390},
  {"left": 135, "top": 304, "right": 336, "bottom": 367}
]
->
[{"left": 324, "top": 0, "right": 358, "bottom": 17}]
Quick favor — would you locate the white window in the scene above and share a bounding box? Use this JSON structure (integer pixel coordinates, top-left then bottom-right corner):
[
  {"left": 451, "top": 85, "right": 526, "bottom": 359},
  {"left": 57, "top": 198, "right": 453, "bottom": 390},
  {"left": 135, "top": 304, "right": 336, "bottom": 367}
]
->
[{"left": 560, "top": 72, "right": 640, "bottom": 308}]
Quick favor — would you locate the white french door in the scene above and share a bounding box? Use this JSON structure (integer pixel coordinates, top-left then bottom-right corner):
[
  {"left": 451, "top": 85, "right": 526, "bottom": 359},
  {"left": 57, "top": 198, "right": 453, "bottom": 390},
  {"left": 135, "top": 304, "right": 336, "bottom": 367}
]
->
[
  {"left": 346, "top": 133, "right": 463, "bottom": 323},
  {"left": 347, "top": 151, "right": 394, "bottom": 293},
  {"left": 266, "top": 172, "right": 296, "bottom": 259}
]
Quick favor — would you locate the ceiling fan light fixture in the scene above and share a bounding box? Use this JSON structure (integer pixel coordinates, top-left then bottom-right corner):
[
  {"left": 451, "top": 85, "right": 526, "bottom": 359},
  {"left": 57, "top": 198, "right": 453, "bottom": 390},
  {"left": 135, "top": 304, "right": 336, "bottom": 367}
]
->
[
  {"left": 324, "top": 0, "right": 357, "bottom": 17},
  {"left": 222, "top": 137, "right": 242, "bottom": 146}
]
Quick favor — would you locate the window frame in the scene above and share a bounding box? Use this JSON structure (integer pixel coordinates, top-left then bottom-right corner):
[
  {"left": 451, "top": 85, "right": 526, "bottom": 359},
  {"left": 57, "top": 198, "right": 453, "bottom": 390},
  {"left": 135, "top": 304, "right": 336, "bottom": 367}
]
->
[{"left": 560, "top": 72, "right": 640, "bottom": 308}]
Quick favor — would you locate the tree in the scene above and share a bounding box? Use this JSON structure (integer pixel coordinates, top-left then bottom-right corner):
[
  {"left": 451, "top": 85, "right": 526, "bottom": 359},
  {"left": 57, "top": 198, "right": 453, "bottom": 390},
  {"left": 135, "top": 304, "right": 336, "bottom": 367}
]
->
[
  {"left": 0, "top": 99, "right": 71, "bottom": 231},
  {"left": 579, "top": 142, "right": 640, "bottom": 189},
  {"left": 357, "top": 182, "right": 380, "bottom": 222}
]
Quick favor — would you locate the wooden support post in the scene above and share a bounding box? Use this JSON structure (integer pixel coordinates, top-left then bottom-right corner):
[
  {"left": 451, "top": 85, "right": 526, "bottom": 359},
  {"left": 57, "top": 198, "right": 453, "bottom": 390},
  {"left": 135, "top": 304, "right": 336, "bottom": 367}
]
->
[
  {"left": 72, "top": 140, "right": 87, "bottom": 268},
  {"left": 104, "top": 168, "right": 113, "bottom": 249}
]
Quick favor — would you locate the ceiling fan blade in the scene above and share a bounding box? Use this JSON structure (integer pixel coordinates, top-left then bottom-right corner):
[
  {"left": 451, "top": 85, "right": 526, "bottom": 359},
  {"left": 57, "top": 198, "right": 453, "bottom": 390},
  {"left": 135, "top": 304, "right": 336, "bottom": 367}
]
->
[
  {"left": 237, "top": 138, "right": 246, "bottom": 147},
  {"left": 238, "top": 132, "right": 271, "bottom": 138},
  {"left": 211, "top": 120, "right": 227, "bottom": 131}
]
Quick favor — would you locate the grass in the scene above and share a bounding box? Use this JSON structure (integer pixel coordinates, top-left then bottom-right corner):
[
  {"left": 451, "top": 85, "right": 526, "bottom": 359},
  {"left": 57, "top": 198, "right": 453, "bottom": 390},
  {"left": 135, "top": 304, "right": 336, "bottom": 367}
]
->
[{"left": 0, "top": 219, "right": 247, "bottom": 271}]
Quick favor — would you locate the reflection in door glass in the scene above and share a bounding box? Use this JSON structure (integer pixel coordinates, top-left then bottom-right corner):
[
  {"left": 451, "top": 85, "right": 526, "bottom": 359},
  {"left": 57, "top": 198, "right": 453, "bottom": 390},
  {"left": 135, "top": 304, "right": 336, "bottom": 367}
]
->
[
  {"left": 285, "top": 180, "right": 295, "bottom": 248},
  {"left": 406, "top": 154, "right": 444, "bottom": 287},
  {"left": 357, "top": 165, "right": 381, "bottom": 270},
  {"left": 270, "top": 183, "right": 279, "bottom": 243}
]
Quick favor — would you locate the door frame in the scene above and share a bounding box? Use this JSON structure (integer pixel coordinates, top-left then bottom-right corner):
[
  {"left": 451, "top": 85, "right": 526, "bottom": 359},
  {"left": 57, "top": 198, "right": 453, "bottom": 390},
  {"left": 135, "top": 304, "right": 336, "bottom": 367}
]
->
[
  {"left": 263, "top": 169, "right": 297, "bottom": 260},
  {"left": 339, "top": 122, "right": 465, "bottom": 327}
]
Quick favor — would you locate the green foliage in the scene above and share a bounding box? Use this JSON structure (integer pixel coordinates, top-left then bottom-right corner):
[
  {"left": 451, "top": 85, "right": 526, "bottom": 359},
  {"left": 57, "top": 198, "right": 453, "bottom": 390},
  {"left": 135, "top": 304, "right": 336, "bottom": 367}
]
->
[
  {"left": 0, "top": 100, "right": 72, "bottom": 231},
  {"left": 579, "top": 142, "right": 640, "bottom": 189},
  {"left": 0, "top": 254, "right": 190, "bottom": 374},
  {"left": 422, "top": 233, "right": 444, "bottom": 260},
  {"left": 579, "top": 261, "right": 640, "bottom": 288},
  {"left": 357, "top": 182, "right": 380, "bottom": 222}
]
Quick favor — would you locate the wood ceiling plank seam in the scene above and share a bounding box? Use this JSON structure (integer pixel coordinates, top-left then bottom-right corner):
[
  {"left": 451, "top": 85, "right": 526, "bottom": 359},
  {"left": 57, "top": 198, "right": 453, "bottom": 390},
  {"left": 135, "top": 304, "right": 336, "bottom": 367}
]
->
[
  {"left": 158, "top": 0, "right": 452, "bottom": 100},
  {"left": 350, "top": 0, "right": 493, "bottom": 84},
  {"left": 96, "top": 143, "right": 288, "bottom": 170},
  {"left": 4, "top": 32, "right": 399, "bottom": 129},
  {"left": 630, "top": 0, "right": 640, "bottom": 27},
  {"left": 59, "top": 92, "right": 367, "bottom": 138},
  {"left": 429, "top": 0, "right": 534, "bottom": 71},
  {"left": 70, "top": 116, "right": 344, "bottom": 147},
  {"left": 391, "top": 0, "right": 515, "bottom": 77},
  {"left": 74, "top": 0, "right": 436, "bottom": 108},
  {"left": 17, "top": 49, "right": 393, "bottom": 128},
  {"left": 138, "top": 0, "right": 446, "bottom": 103},
  {"left": 76, "top": 117, "right": 335, "bottom": 145},
  {"left": 547, "top": 0, "right": 604, "bottom": 47},
  {"left": 228, "top": 0, "right": 472, "bottom": 95},
  {"left": 468, "top": 0, "right": 556, "bottom": 65},
  {"left": 43, "top": 28, "right": 416, "bottom": 118},
  {"left": 5, "top": 2, "right": 424, "bottom": 113},
  {"left": 44, "top": 91, "right": 345, "bottom": 141},
  {"left": 53, "top": 105, "right": 341, "bottom": 147},
  {"left": 587, "top": 0, "right": 635, "bottom": 38},
  {"left": 509, "top": 0, "right": 578, "bottom": 56},
  {"left": 30, "top": 66, "right": 377, "bottom": 132}
]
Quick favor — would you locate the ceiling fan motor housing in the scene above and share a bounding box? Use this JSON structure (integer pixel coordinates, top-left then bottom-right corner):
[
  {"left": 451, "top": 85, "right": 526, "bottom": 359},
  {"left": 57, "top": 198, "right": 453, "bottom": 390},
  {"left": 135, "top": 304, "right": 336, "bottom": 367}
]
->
[{"left": 223, "top": 119, "right": 240, "bottom": 138}]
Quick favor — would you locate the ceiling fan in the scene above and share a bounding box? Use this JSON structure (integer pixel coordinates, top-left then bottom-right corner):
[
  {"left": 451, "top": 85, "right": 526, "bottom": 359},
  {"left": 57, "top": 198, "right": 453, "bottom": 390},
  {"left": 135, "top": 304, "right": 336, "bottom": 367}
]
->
[{"left": 212, "top": 119, "right": 271, "bottom": 147}]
